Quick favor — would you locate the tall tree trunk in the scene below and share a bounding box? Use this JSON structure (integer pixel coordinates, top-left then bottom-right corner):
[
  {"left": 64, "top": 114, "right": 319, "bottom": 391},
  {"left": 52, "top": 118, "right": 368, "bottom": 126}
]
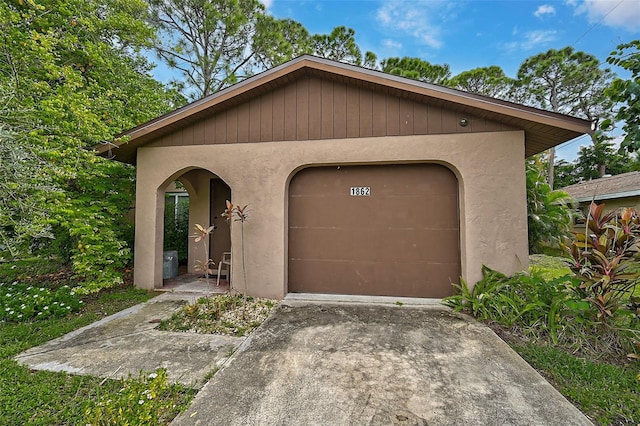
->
[
  {"left": 598, "top": 163, "right": 606, "bottom": 177},
  {"left": 547, "top": 148, "right": 555, "bottom": 188}
]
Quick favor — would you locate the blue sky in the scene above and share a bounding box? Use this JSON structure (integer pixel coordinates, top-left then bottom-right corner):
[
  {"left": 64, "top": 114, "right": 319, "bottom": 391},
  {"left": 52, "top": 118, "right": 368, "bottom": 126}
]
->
[{"left": 151, "top": 0, "right": 640, "bottom": 161}]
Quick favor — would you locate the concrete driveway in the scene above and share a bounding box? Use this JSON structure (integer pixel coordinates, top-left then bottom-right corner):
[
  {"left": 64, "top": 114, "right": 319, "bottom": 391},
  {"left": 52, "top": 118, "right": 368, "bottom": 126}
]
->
[{"left": 172, "top": 300, "right": 592, "bottom": 426}]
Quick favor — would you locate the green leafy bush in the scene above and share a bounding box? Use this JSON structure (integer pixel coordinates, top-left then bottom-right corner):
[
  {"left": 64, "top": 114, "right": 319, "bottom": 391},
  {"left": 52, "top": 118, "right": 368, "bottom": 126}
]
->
[
  {"left": 526, "top": 157, "right": 573, "bottom": 254},
  {"left": 85, "top": 368, "right": 194, "bottom": 426},
  {"left": 443, "top": 266, "right": 583, "bottom": 334},
  {"left": 0, "top": 281, "right": 82, "bottom": 323},
  {"left": 444, "top": 262, "right": 639, "bottom": 359}
]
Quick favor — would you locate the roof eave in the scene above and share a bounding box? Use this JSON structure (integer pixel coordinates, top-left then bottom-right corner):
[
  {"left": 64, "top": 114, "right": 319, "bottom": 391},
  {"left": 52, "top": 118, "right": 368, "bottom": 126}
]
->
[{"left": 95, "top": 55, "right": 593, "bottom": 161}]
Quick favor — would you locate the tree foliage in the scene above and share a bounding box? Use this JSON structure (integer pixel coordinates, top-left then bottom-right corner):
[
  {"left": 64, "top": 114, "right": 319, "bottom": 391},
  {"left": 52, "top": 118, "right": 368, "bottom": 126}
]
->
[
  {"left": 380, "top": 57, "right": 451, "bottom": 85},
  {"left": 310, "top": 26, "right": 376, "bottom": 68},
  {"left": 448, "top": 66, "right": 513, "bottom": 99},
  {"left": 149, "top": 0, "right": 271, "bottom": 99},
  {"left": 148, "top": 0, "right": 375, "bottom": 100},
  {"left": 0, "top": 0, "right": 183, "bottom": 291},
  {"left": 606, "top": 40, "right": 640, "bottom": 153},
  {"left": 575, "top": 137, "right": 637, "bottom": 181},
  {"left": 553, "top": 138, "right": 638, "bottom": 189},
  {"left": 526, "top": 157, "right": 573, "bottom": 254},
  {"left": 517, "top": 47, "right": 615, "bottom": 188},
  {"left": 517, "top": 47, "right": 614, "bottom": 120},
  {"left": 0, "top": 123, "right": 56, "bottom": 257}
]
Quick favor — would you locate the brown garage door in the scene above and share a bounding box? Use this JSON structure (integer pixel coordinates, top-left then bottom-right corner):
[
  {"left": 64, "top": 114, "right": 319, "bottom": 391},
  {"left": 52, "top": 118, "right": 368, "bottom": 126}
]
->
[{"left": 288, "top": 164, "right": 460, "bottom": 298}]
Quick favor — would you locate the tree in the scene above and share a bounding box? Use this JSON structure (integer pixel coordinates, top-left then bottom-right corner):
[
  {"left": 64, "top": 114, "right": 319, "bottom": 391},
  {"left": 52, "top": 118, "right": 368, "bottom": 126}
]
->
[
  {"left": 310, "top": 26, "right": 376, "bottom": 68},
  {"left": 148, "top": 0, "right": 271, "bottom": 99},
  {"left": 448, "top": 66, "right": 513, "bottom": 99},
  {"left": 553, "top": 159, "right": 579, "bottom": 189},
  {"left": 517, "top": 47, "right": 616, "bottom": 188},
  {"left": 606, "top": 40, "right": 640, "bottom": 153},
  {"left": 0, "top": 123, "right": 56, "bottom": 258},
  {"left": 252, "top": 17, "right": 312, "bottom": 70},
  {"left": 380, "top": 57, "right": 451, "bottom": 85},
  {"left": 148, "top": 0, "right": 376, "bottom": 100},
  {"left": 0, "top": 0, "right": 183, "bottom": 291},
  {"left": 526, "top": 157, "right": 573, "bottom": 254},
  {"left": 575, "top": 137, "right": 636, "bottom": 181},
  {"left": 552, "top": 138, "right": 638, "bottom": 189}
]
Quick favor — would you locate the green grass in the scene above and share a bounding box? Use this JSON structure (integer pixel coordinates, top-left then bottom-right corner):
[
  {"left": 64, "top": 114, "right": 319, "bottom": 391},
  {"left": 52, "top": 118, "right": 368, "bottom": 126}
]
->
[
  {"left": 529, "top": 253, "right": 572, "bottom": 279},
  {"left": 0, "top": 257, "right": 63, "bottom": 283},
  {"left": 0, "top": 283, "right": 195, "bottom": 425},
  {"left": 512, "top": 343, "right": 640, "bottom": 425}
]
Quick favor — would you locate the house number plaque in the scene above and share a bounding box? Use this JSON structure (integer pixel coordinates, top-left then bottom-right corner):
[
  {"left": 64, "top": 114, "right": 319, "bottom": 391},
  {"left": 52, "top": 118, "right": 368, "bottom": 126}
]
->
[{"left": 350, "top": 186, "right": 371, "bottom": 196}]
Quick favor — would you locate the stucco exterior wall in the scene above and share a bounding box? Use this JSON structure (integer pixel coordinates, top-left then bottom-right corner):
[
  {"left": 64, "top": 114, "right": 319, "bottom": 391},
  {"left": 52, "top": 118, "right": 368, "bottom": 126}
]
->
[{"left": 133, "top": 131, "right": 529, "bottom": 298}]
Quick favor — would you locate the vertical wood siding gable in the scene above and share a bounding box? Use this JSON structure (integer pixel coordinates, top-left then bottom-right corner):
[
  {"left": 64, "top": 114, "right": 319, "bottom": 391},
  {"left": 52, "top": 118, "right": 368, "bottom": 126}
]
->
[{"left": 146, "top": 76, "right": 516, "bottom": 147}]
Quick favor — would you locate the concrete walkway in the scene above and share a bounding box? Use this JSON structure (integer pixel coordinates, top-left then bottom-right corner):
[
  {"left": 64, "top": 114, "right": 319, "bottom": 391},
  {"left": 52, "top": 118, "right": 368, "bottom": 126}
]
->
[
  {"left": 15, "top": 289, "right": 242, "bottom": 388},
  {"left": 172, "top": 299, "right": 593, "bottom": 426},
  {"left": 15, "top": 289, "right": 593, "bottom": 425}
]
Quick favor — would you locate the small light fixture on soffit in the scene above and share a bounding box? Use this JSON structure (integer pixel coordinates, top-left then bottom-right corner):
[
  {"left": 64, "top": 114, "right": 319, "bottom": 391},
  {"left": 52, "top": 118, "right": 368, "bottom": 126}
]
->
[{"left": 459, "top": 118, "right": 469, "bottom": 127}]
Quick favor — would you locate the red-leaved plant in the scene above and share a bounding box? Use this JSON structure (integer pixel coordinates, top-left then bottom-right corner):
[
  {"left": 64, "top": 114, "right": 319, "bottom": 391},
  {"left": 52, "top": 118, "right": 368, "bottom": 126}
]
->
[
  {"left": 192, "top": 224, "right": 215, "bottom": 288},
  {"left": 566, "top": 202, "right": 640, "bottom": 322},
  {"left": 222, "top": 200, "right": 249, "bottom": 297}
]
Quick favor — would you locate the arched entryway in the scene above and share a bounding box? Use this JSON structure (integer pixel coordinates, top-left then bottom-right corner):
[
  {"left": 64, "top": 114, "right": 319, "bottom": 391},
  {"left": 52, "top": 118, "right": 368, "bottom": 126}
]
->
[
  {"left": 157, "top": 168, "right": 232, "bottom": 285},
  {"left": 288, "top": 163, "right": 460, "bottom": 298}
]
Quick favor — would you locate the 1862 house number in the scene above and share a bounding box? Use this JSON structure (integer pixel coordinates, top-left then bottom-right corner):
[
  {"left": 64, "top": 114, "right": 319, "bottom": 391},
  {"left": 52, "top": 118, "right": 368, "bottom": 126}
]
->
[{"left": 350, "top": 186, "right": 371, "bottom": 196}]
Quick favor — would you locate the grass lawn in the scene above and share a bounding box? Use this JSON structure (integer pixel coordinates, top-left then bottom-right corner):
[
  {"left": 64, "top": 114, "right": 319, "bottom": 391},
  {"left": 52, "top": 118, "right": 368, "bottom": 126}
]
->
[
  {"left": 512, "top": 343, "right": 639, "bottom": 425},
  {"left": 512, "top": 255, "right": 640, "bottom": 425},
  {"left": 0, "top": 281, "right": 195, "bottom": 425}
]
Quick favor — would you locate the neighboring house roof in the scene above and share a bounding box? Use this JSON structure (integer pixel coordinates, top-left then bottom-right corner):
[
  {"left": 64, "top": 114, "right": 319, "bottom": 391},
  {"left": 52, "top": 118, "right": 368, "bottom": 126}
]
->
[
  {"left": 560, "top": 171, "right": 640, "bottom": 203},
  {"left": 96, "top": 55, "right": 592, "bottom": 164}
]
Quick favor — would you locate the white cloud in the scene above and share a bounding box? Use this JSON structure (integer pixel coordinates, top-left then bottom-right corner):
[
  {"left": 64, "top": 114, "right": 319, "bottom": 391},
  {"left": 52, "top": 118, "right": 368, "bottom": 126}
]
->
[
  {"left": 504, "top": 30, "right": 558, "bottom": 51},
  {"left": 260, "top": 0, "right": 273, "bottom": 9},
  {"left": 382, "top": 39, "right": 403, "bottom": 50},
  {"left": 573, "top": 0, "right": 640, "bottom": 32},
  {"left": 375, "top": 1, "right": 456, "bottom": 49},
  {"left": 534, "top": 4, "right": 556, "bottom": 18}
]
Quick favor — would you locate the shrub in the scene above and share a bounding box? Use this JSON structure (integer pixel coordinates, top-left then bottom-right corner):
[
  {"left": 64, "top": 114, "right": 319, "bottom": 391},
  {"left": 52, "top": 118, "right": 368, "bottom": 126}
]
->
[
  {"left": 444, "top": 262, "right": 639, "bottom": 359},
  {"left": 443, "top": 265, "right": 583, "bottom": 335},
  {"left": 526, "top": 158, "right": 574, "bottom": 254},
  {"left": 566, "top": 203, "right": 640, "bottom": 322}
]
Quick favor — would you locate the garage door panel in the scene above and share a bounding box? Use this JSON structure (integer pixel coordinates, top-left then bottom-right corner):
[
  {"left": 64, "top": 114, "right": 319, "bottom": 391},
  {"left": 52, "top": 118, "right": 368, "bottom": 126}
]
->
[
  {"left": 288, "top": 164, "right": 460, "bottom": 298},
  {"left": 288, "top": 260, "right": 369, "bottom": 294},
  {"left": 289, "top": 228, "right": 381, "bottom": 261},
  {"left": 289, "top": 193, "right": 458, "bottom": 229},
  {"left": 290, "top": 227, "right": 459, "bottom": 263},
  {"left": 288, "top": 259, "right": 459, "bottom": 297}
]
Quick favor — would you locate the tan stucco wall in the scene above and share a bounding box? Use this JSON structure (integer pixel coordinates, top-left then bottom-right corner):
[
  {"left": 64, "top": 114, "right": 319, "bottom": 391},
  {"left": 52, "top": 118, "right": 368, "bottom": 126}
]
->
[{"left": 133, "top": 131, "right": 529, "bottom": 298}]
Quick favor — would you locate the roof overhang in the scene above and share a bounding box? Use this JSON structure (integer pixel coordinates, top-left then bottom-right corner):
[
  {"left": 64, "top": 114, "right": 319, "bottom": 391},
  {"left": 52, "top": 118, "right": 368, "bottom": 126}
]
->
[
  {"left": 573, "top": 190, "right": 640, "bottom": 203},
  {"left": 96, "top": 55, "right": 592, "bottom": 164}
]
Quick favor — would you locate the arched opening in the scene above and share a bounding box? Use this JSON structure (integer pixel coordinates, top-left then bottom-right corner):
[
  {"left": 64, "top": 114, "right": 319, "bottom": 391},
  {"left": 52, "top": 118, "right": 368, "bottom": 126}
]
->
[{"left": 157, "top": 168, "right": 232, "bottom": 288}]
